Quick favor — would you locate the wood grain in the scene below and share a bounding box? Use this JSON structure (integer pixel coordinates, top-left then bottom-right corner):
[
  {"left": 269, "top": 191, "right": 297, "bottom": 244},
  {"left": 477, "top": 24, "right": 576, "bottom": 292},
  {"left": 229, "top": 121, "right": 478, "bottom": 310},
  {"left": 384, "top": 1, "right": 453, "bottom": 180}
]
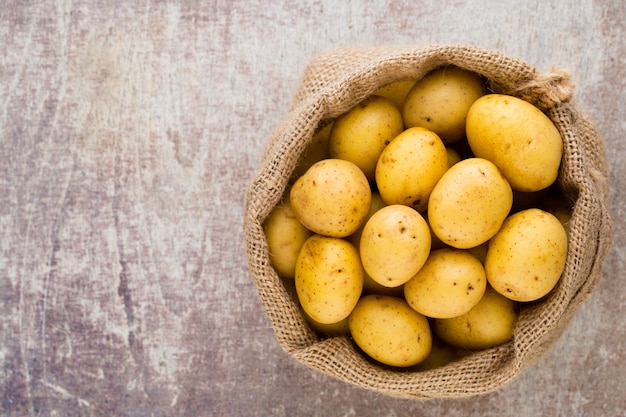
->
[{"left": 0, "top": 1, "right": 624, "bottom": 416}]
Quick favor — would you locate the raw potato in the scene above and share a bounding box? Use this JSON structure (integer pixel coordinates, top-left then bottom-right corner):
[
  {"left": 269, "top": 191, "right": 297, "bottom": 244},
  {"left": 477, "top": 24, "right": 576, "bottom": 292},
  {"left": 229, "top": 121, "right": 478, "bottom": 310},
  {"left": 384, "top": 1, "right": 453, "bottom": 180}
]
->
[
  {"left": 466, "top": 241, "right": 489, "bottom": 264},
  {"left": 292, "top": 122, "right": 332, "bottom": 180},
  {"left": 404, "top": 248, "right": 486, "bottom": 319},
  {"left": 263, "top": 198, "right": 313, "bottom": 278},
  {"left": 347, "top": 192, "right": 404, "bottom": 297},
  {"left": 485, "top": 208, "right": 568, "bottom": 302},
  {"left": 290, "top": 159, "right": 371, "bottom": 238},
  {"left": 446, "top": 147, "right": 462, "bottom": 167},
  {"left": 542, "top": 194, "right": 572, "bottom": 233},
  {"left": 302, "top": 308, "right": 351, "bottom": 338},
  {"left": 349, "top": 295, "right": 432, "bottom": 367},
  {"left": 403, "top": 66, "right": 488, "bottom": 143},
  {"left": 466, "top": 94, "right": 563, "bottom": 192},
  {"left": 428, "top": 158, "right": 513, "bottom": 249},
  {"left": 360, "top": 205, "right": 431, "bottom": 287},
  {"left": 295, "top": 235, "right": 363, "bottom": 324},
  {"left": 373, "top": 79, "right": 416, "bottom": 110},
  {"left": 361, "top": 273, "right": 405, "bottom": 298},
  {"left": 375, "top": 127, "right": 448, "bottom": 212},
  {"left": 329, "top": 95, "right": 404, "bottom": 181},
  {"left": 433, "top": 287, "right": 518, "bottom": 350},
  {"left": 414, "top": 337, "right": 463, "bottom": 371},
  {"left": 346, "top": 191, "right": 387, "bottom": 250}
]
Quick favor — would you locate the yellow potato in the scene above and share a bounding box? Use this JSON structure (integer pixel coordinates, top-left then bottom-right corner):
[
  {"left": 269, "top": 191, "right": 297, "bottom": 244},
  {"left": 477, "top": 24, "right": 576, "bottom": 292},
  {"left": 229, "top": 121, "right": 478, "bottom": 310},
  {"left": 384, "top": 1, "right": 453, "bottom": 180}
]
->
[
  {"left": 404, "top": 248, "right": 486, "bottom": 319},
  {"left": 425, "top": 213, "right": 448, "bottom": 251},
  {"left": 295, "top": 235, "right": 363, "bottom": 324},
  {"left": 346, "top": 192, "right": 403, "bottom": 297},
  {"left": 329, "top": 95, "right": 404, "bottom": 181},
  {"left": 433, "top": 287, "right": 518, "bottom": 350},
  {"left": 360, "top": 205, "right": 431, "bottom": 287},
  {"left": 485, "top": 208, "right": 568, "bottom": 302},
  {"left": 373, "top": 79, "right": 416, "bottom": 110},
  {"left": 349, "top": 295, "right": 432, "bottom": 367},
  {"left": 263, "top": 198, "right": 313, "bottom": 278},
  {"left": 346, "top": 191, "right": 386, "bottom": 249},
  {"left": 428, "top": 158, "right": 513, "bottom": 249},
  {"left": 403, "top": 66, "right": 488, "bottom": 143},
  {"left": 290, "top": 159, "right": 371, "bottom": 238},
  {"left": 375, "top": 127, "right": 448, "bottom": 212},
  {"left": 446, "top": 147, "right": 462, "bottom": 167},
  {"left": 361, "top": 273, "right": 405, "bottom": 298},
  {"left": 292, "top": 122, "right": 332, "bottom": 180},
  {"left": 541, "top": 194, "right": 572, "bottom": 234},
  {"left": 466, "top": 94, "right": 563, "bottom": 192},
  {"left": 414, "top": 336, "right": 461, "bottom": 371},
  {"left": 302, "top": 308, "right": 351, "bottom": 338},
  {"left": 466, "top": 241, "right": 489, "bottom": 264}
]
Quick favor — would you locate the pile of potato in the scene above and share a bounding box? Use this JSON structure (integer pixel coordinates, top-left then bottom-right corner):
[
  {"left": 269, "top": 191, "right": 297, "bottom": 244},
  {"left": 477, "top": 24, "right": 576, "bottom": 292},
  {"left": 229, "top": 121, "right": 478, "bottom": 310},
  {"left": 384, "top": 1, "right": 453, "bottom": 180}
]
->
[{"left": 263, "top": 66, "right": 570, "bottom": 369}]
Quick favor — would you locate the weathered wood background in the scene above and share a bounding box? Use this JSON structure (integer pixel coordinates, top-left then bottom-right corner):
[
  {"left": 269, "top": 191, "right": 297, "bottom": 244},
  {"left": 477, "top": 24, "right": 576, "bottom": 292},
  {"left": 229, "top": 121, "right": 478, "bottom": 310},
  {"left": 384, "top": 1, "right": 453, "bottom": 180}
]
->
[{"left": 1, "top": 1, "right": 624, "bottom": 416}]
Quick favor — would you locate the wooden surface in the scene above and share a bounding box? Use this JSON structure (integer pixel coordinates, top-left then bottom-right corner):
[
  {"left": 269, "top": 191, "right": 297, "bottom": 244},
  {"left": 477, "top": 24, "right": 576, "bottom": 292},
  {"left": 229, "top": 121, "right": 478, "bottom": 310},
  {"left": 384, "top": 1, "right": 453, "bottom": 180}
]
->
[{"left": 1, "top": 1, "right": 624, "bottom": 416}]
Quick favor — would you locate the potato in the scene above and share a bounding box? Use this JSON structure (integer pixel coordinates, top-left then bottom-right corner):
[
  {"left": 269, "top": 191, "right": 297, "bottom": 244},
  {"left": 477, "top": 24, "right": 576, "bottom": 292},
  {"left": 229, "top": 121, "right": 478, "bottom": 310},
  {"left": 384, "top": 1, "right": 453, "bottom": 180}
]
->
[
  {"left": 290, "top": 159, "right": 371, "bottom": 238},
  {"left": 361, "top": 274, "right": 405, "bottom": 298},
  {"left": 346, "top": 191, "right": 386, "bottom": 249},
  {"left": 349, "top": 295, "right": 432, "bottom": 367},
  {"left": 263, "top": 198, "right": 313, "bottom": 278},
  {"left": 295, "top": 235, "right": 363, "bottom": 324},
  {"left": 428, "top": 158, "right": 513, "bottom": 249},
  {"left": 375, "top": 127, "right": 448, "bottom": 212},
  {"left": 404, "top": 248, "right": 486, "bottom": 319},
  {"left": 466, "top": 241, "right": 489, "bottom": 264},
  {"left": 403, "top": 66, "right": 488, "bottom": 143},
  {"left": 433, "top": 287, "right": 518, "bottom": 350},
  {"left": 302, "top": 308, "right": 351, "bottom": 338},
  {"left": 360, "top": 205, "right": 431, "bottom": 287},
  {"left": 446, "top": 147, "right": 462, "bottom": 167},
  {"left": 485, "top": 208, "right": 568, "bottom": 302},
  {"left": 466, "top": 94, "right": 563, "bottom": 192},
  {"left": 373, "top": 79, "right": 416, "bottom": 110},
  {"left": 329, "top": 95, "right": 404, "bottom": 181},
  {"left": 292, "top": 122, "right": 332, "bottom": 180},
  {"left": 346, "top": 192, "right": 404, "bottom": 297},
  {"left": 414, "top": 336, "right": 462, "bottom": 371},
  {"left": 541, "top": 194, "right": 572, "bottom": 234},
  {"left": 425, "top": 213, "right": 448, "bottom": 251}
]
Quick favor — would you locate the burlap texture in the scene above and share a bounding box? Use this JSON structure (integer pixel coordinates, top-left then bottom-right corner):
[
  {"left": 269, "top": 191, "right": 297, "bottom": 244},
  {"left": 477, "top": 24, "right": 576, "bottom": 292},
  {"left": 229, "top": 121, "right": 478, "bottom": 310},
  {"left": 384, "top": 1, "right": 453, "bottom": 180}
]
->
[{"left": 243, "top": 44, "right": 613, "bottom": 399}]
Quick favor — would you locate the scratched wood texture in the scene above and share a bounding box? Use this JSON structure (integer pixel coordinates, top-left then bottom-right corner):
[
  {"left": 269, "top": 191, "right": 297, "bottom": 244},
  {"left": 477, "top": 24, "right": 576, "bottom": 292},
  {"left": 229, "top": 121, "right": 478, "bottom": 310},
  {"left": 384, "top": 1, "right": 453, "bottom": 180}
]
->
[{"left": 0, "top": 1, "right": 624, "bottom": 416}]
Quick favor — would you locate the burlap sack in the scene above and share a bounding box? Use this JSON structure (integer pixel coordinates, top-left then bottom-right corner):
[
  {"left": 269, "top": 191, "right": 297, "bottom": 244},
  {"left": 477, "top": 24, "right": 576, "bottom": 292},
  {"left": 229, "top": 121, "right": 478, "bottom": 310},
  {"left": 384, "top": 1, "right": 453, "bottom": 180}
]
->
[{"left": 243, "top": 44, "right": 613, "bottom": 399}]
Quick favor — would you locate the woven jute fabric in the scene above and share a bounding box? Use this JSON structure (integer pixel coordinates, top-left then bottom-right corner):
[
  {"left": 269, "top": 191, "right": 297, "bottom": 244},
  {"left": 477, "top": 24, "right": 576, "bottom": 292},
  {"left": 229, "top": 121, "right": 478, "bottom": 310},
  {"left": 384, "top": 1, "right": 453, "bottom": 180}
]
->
[{"left": 243, "top": 44, "right": 613, "bottom": 399}]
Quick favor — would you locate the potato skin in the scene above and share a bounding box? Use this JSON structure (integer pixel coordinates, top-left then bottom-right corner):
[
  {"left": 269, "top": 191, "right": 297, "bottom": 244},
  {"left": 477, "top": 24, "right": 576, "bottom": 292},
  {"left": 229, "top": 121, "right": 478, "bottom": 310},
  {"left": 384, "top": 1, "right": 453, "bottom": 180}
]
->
[
  {"left": 403, "top": 66, "right": 487, "bottom": 143},
  {"left": 466, "top": 94, "right": 563, "bottom": 192},
  {"left": 359, "top": 205, "right": 431, "bottom": 288},
  {"left": 375, "top": 127, "right": 448, "bottom": 213},
  {"left": 373, "top": 80, "right": 416, "bottom": 110},
  {"left": 347, "top": 193, "right": 404, "bottom": 297},
  {"left": 404, "top": 248, "right": 486, "bottom": 319},
  {"left": 329, "top": 95, "right": 404, "bottom": 181},
  {"left": 292, "top": 122, "right": 332, "bottom": 181},
  {"left": 485, "top": 208, "right": 568, "bottom": 302},
  {"left": 263, "top": 199, "right": 313, "bottom": 278},
  {"left": 433, "top": 287, "right": 517, "bottom": 350},
  {"left": 290, "top": 159, "right": 371, "bottom": 238},
  {"left": 349, "top": 295, "right": 432, "bottom": 367},
  {"left": 428, "top": 158, "right": 513, "bottom": 249},
  {"left": 295, "top": 235, "right": 364, "bottom": 324}
]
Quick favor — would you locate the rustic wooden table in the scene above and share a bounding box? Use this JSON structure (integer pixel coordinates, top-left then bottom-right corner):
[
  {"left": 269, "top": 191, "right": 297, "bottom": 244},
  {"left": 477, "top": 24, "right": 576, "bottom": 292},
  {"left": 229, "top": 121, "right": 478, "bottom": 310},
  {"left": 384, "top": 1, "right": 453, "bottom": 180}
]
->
[{"left": 1, "top": 1, "right": 624, "bottom": 416}]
